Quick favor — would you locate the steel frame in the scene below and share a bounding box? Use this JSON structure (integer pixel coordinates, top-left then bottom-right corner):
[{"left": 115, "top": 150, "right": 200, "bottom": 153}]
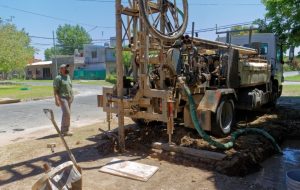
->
[{"left": 108, "top": 0, "right": 177, "bottom": 151}]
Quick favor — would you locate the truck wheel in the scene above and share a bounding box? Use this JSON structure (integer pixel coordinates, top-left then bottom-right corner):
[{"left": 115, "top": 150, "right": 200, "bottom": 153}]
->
[
  {"left": 212, "top": 98, "right": 235, "bottom": 137},
  {"left": 266, "top": 81, "right": 279, "bottom": 108}
]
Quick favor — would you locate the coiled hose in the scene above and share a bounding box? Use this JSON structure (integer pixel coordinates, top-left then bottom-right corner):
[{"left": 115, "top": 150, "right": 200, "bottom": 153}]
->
[
  {"left": 138, "top": 0, "right": 189, "bottom": 41},
  {"left": 182, "top": 83, "right": 282, "bottom": 153}
]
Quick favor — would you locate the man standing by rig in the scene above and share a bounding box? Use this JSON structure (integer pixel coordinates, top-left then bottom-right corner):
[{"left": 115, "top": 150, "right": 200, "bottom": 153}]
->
[{"left": 53, "top": 64, "right": 74, "bottom": 136}]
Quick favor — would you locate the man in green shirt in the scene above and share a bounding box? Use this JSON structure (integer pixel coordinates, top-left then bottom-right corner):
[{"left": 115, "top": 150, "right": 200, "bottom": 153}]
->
[{"left": 53, "top": 64, "right": 74, "bottom": 136}]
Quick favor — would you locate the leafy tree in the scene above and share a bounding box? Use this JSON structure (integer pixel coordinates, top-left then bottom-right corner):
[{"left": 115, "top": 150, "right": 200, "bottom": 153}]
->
[
  {"left": 44, "top": 47, "right": 62, "bottom": 61},
  {"left": 56, "top": 24, "right": 92, "bottom": 55},
  {"left": 253, "top": 19, "right": 272, "bottom": 33},
  {"left": 0, "top": 23, "right": 34, "bottom": 78},
  {"left": 260, "top": 0, "right": 300, "bottom": 47},
  {"left": 122, "top": 51, "right": 132, "bottom": 75},
  {"left": 230, "top": 26, "right": 258, "bottom": 36}
]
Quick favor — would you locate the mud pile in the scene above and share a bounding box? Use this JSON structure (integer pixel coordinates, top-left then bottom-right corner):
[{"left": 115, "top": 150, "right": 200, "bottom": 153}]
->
[{"left": 96, "top": 105, "right": 300, "bottom": 176}]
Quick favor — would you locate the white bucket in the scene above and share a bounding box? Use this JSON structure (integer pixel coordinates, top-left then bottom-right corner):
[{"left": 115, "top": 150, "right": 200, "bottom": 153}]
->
[{"left": 286, "top": 170, "right": 300, "bottom": 190}]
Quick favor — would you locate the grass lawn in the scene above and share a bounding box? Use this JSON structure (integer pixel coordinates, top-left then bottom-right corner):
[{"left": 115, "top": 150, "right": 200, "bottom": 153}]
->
[
  {"left": 9, "top": 79, "right": 113, "bottom": 86},
  {"left": 285, "top": 75, "right": 300, "bottom": 82},
  {"left": 0, "top": 85, "right": 53, "bottom": 100},
  {"left": 282, "top": 84, "right": 300, "bottom": 97},
  {"left": 2, "top": 79, "right": 297, "bottom": 100},
  {"left": 10, "top": 79, "right": 53, "bottom": 83}
]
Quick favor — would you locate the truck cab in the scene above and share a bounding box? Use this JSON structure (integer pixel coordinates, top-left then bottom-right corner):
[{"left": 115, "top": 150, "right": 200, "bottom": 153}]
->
[{"left": 217, "top": 33, "right": 284, "bottom": 97}]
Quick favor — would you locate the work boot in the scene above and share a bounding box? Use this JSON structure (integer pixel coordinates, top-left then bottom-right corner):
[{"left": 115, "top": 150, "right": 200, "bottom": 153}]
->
[{"left": 62, "top": 131, "right": 73, "bottom": 136}]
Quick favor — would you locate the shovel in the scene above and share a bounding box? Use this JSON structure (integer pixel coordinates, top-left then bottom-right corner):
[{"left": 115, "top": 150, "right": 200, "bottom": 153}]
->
[{"left": 33, "top": 109, "right": 83, "bottom": 190}]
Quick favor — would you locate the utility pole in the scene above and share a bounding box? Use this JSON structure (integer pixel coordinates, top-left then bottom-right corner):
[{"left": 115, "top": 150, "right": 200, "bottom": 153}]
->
[{"left": 52, "top": 31, "right": 58, "bottom": 76}]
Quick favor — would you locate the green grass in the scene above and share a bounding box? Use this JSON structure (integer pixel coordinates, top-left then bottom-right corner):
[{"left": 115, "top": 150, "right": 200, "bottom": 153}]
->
[
  {"left": 282, "top": 85, "right": 300, "bottom": 97},
  {"left": 0, "top": 85, "right": 53, "bottom": 100},
  {"left": 11, "top": 79, "right": 53, "bottom": 83},
  {"left": 8, "top": 79, "right": 113, "bottom": 86},
  {"left": 285, "top": 75, "right": 300, "bottom": 82}
]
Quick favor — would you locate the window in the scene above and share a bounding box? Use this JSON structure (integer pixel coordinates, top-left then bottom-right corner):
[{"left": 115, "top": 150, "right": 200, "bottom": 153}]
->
[
  {"left": 260, "top": 43, "right": 268, "bottom": 55},
  {"left": 43, "top": 68, "right": 51, "bottom": 78},
  {"left": 91, "top": 51, "right": 97, "bottom": 58},
  {"left": 276, "top": 45, "right": 283, "bottom": 63}
]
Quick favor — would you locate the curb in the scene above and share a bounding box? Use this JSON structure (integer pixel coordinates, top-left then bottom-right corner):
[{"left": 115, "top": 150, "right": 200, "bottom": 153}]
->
[{"left": 0, "top": 98, "right": 21, "bottom": 104}]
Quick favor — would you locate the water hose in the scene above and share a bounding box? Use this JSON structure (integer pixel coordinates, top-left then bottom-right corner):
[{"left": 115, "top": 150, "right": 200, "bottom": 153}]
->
[
  {"left": 181, "top": 83, "right": 282, "bottom": 154},
  {"left": 138, "top": 0, "right": 189, "bottom": 41}
]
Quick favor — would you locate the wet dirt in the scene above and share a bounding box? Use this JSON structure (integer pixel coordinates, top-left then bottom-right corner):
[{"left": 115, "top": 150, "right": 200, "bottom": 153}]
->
[
  {"left": 96, "top": 104, "right": 300, "bottom": 177},
  {"left": 245, "top": 139, "right": 300, "bottom": 189}
]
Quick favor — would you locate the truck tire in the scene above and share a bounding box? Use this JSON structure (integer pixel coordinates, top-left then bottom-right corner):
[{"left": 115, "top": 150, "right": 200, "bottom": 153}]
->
[
  {"left": 266, "top": 80, "right": 279, "bottom": 108},
  {"left": 211, "top": 98, "right": 235, "bottom": 137}
]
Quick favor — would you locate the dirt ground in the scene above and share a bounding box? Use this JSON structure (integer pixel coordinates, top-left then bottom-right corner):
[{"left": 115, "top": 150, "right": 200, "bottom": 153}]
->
[{"left": 0, "top": 97, "right": 300, "bottom": 190}]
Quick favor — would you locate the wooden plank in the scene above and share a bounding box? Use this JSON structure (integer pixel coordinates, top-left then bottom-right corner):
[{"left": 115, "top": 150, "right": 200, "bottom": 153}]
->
[
  {"left": 99, "top": 158, "right": 159, "bottom": 182},
  {"left": 116, "top": 0, "right": 125, "bottom": 152},
  {"left": 152, "top": 142, "right": 227, "bottom": 161}
]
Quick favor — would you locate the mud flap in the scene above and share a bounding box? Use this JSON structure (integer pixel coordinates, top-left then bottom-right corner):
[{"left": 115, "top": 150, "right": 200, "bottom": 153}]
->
[
  {"left": 198, "top": 89, "right": 236, "bottom": 113},
  {"left": 184, "top": 106, "right": 211, "bottom": 131}
]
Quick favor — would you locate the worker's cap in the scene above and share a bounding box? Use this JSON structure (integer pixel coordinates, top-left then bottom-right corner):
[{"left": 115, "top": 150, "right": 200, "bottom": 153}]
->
[{"left": 59, "top": 64, "right": 70, "bottom": 68}]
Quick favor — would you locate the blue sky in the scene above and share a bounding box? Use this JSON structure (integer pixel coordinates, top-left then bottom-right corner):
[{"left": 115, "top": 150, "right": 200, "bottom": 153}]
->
[{"left": 0, "top": 0, "right": 267, "bottom": 60}]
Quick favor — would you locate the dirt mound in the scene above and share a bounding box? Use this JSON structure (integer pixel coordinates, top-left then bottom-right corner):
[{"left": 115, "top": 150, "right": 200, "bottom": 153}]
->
[{"left": 96, "top": 106, "right": 300, "bottom": 176}]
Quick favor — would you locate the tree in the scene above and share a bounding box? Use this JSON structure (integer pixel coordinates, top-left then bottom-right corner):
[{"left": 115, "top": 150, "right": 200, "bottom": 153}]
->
[
  {"left": 260, "top": 0, "right": 300, "bottom": 47},
  {"left": 56, "top": 24, "right": 92, "bottom": 55},
  {"left": 0, "top": 23, "right": 34, "bottom": 78},
  {"left": 230, "top": 26, "right": 258, "bottom": 36},
  {"left": 122, "top": 51, "right": 132, "bottom": 75},
  {"left": 253, "top": 19, "right": 272, "bottom": 33},
  {"left": 44, "top": 47, "right": 62, "bottom": 61}
]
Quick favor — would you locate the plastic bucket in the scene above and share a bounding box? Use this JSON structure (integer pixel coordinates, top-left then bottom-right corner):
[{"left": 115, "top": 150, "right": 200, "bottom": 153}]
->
[{"left": 286, "top": 170, "right": 300, "bottom": 190}]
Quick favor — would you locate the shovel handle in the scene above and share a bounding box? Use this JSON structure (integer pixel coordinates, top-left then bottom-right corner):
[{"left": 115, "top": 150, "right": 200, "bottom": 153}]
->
[
  {"left": 43, "top": 108, "right": 78, "bottom": 165},
  {"left": 43, "top": 109, "right": 55, "bottom": 121}
]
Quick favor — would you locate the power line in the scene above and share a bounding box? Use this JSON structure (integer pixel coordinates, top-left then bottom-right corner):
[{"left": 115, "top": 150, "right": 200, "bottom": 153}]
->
[
  {"left": 28, "top": 21, "right": 258, "bottom": 45},
  {"left": 30, "top": 42, "right": 52, "bottom": 46},
  {"left": 88, "top": 26, "right": 98, "bottom": 32},
  {"left": 185, "top": 21, "right": 255, "bottom": 34},
  {"left": 30, "top": 35, "right": 111, "bottom": 42},
  {"left": 30, "top": 41, "right": 110, "bottom": 49},
  {"left": 0, "top": 4, "right": 114, "bottom": 29},
  {"left": 189, "top": 3, "right": 262, "bottom": 6},
  {"left": 75, "top": 0, "right": 262, "bottom": 6},
  {"left": 29, "top": 35, "right": 53, "bottom": 40},
  {"left": 75, "top": 0, "right": 128, "bottom": 3}
]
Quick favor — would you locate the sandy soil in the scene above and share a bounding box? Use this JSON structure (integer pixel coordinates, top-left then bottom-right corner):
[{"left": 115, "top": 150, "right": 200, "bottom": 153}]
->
[
  {"left": 1, "top": 97, "right": 300, "bottom": 190},
  {"left": 0, "top": 118, "right": 255, "bottom": 190}
]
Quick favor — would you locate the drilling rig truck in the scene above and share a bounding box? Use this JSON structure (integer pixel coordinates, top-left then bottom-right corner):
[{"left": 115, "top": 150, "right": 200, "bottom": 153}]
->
[{"left": 98, "top": 0, "right": 284, "bottom": 142}]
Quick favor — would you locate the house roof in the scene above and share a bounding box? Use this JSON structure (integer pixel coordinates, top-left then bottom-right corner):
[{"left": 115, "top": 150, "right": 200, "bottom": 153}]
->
[{"left": 28, "top": 61, "right": 52, "bottom": 66}]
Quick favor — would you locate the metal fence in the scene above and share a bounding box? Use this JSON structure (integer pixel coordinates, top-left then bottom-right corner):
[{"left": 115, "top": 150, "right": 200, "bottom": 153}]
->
[{"left": 73, "top": 70, "right": 106, "bottom": 80}]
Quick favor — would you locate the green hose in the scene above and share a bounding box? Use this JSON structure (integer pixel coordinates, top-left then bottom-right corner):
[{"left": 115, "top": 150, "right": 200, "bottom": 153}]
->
[{"left": 182, "top": 83, "right": 282, "bottom": 154}]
